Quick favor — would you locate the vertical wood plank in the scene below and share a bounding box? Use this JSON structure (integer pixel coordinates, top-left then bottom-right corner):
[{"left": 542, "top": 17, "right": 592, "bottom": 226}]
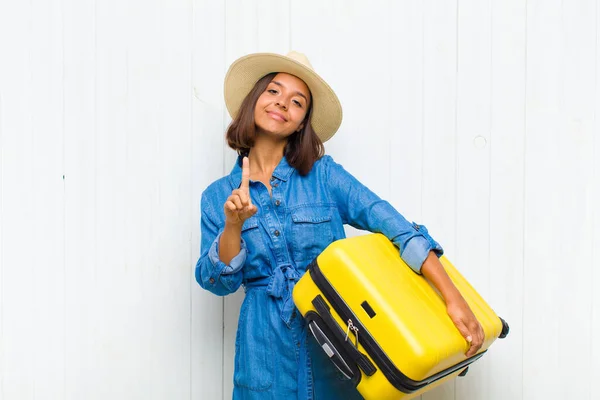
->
[
  {"left": 454, "top": 0, "right": 492, "bottom": 398},
  {"left": 390, "top": 1, "right": 425, "bottom": 224},
  {"left": 257, "top": 0, "right": 290, "bottom": 53},
  {"left": 225, "top": 0, "right": 259, "bottom": 65},
  {"left": 488, "top": 0, "right": 526, "bottom": 399},
  {"left": 592, "top": 1, "right": 600, "bottom": 390},
  {"left": 0, "top": 1, "right": 36, "bottom": 398},
  {"left": 554, "top": 1, "right": 596, "bottom": 398},
  {"left": 30, "top": 0, "right": 66, "bottom": 398},
  {"left": 314, "top": 0, "right": 393, "bottom": 200},
  {"left": 523, "top": 1, "right": 596, "bottom": 398},
  {"left": 91, "top": 0, "right": 130, "bottom": 394},
  {"left": 116, "top": 0, "right": 162, "bottom": 395},
  {"left": 420, "top": 0, "right": 458, "bottom": 251},
  {"left": 421, "top": 0, "right": 458, "bottom": 399},
  {"left": 149, "top": 1, "right": 193, "bottom": 397},
  {"left": 523, "top": 2, "right": 562, "bottom": 397},
  {"left": 592, "top": 3, "right": 600, "bottom": 396},
  {"left": 523, "top": 2, "right": 562, "bottom": 398},
  {"left": 191, "top": 0, "right": 227, "bottom": 399},
  {"left": 63, "top": 0, "right": 98, "bottom": 397}
]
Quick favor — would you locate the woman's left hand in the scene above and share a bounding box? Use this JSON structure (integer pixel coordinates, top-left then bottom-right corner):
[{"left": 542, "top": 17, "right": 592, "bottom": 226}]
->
[
  {"left": 446, "top": 297, "right": 485, "bottom": 357},
  {"left": 420, "top": 251, "right": 485, "bottom": 357}
]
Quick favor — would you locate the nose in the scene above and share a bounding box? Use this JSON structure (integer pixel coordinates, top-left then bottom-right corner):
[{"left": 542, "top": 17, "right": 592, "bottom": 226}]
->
[{"left": 275, "top": 100, "right": 288, "bottom": 111}]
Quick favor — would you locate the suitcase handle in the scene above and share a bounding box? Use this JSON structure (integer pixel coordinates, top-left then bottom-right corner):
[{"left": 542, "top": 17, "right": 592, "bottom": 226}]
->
[
  {"left": 308, "top": 320, "right": 355, "bottom": 380},
  {"left": 499, "top": 317, "right": 510, "bottom": 339},
  {"left": 312, "top": 295, "right": 377, "bottom": 376}
]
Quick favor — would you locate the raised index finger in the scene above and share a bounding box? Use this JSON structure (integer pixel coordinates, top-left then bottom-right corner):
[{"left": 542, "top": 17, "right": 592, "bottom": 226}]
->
[{"left": 241, "top": 156, "right": 250, "bottom": 193}]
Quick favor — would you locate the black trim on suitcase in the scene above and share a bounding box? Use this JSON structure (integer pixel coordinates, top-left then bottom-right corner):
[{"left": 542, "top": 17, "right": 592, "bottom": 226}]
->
[
  {"left": 307, "top": 260, "right": 486, "bottom": 394},
  {"left": 305, "top": 311, "right": 363, "bottom": 386},
  {"left": 311, "top": 295, "right": 377, "bottom": 376},
  {"left": 499, "top": 317, "right": 510, "bottom": 338}
]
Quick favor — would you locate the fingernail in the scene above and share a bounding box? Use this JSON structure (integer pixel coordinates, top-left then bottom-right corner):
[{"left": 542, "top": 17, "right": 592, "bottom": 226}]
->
[{"left": 466, "top": 336, "right": 472, "bottom": 343}]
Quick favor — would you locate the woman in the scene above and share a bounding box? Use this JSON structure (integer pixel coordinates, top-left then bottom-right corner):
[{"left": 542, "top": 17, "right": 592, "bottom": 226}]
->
[{"left": 195, "top": 51, "right": 484, "bottom": 399}]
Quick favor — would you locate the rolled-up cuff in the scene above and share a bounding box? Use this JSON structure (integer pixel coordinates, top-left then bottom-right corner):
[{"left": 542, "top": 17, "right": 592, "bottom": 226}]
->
[
  {"left": 208, "top": 232, "right": 247, "bottom": 274},
  {"left": 206, "top": 232, "right": 247, "bottom": 289},
  {"left": 401, "top": 223, "right": 444, "bottom": 274}
]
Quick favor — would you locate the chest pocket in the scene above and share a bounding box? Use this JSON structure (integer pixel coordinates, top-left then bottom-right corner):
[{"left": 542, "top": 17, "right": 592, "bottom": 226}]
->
[
  {"left": 241, "top": 216, "right": 266, "bottom": 258},
  {"left": 290, "top": 206, "right": 334, "bottom": 263}
]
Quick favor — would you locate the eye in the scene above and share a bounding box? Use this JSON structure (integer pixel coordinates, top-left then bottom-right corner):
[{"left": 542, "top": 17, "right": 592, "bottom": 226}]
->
[
  {"left": 267, "top": 88, "right": 278, "bottom": 94},
  {"left": 292, "top": 99, "right": 303, "bottom": 108}
]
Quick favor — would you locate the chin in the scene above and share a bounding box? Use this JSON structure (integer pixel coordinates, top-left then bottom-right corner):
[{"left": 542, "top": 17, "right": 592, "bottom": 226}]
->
[
  {"left": 258, "top": 123, "right": 290, "bottom": 136},
  {"left": 257, "top": 130, "right": 294, "bottom": 142}
]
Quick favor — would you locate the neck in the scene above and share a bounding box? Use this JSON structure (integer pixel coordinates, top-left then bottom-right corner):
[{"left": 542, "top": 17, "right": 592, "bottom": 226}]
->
[{"left": 248, "top": 137, "right": 287, "bottom": 178}]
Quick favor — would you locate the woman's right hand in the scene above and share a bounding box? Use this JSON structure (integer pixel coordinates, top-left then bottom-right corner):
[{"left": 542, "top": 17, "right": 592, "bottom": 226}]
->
[{"left": 224, "top": 156, "right": 257, "bottom": 226}]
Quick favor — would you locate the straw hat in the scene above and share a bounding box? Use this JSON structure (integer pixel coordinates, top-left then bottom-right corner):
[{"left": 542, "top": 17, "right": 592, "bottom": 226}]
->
[{"left": 223, "top": 51, "right": 343, "bottom": 142}]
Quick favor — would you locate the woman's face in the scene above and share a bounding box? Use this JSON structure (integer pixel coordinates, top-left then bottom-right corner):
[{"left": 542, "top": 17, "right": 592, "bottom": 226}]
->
[{"left": 253, "top": 72, "right": 311, "bottom": 139}]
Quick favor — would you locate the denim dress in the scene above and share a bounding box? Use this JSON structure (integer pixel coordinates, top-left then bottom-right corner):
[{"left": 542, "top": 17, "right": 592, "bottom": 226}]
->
[{"left": 195, "top": 155, "right": 443, "bottom": 400}]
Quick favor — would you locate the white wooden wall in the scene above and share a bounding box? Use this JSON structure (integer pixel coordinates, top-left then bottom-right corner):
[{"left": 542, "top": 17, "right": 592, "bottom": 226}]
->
[{"left": 0, "top": 1, "right": 598, "bottom": 399}]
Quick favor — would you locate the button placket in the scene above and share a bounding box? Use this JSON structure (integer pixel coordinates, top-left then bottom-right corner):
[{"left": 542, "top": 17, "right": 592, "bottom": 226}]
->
[
  {"left": 258, "top": 175, "right": 293, "bottom": 264},
  {"left": 257, "top": 179, "right": 287, "bottom": 260},
  {"left": 271, "top": 177, "right": 283, "bottom": 213}
]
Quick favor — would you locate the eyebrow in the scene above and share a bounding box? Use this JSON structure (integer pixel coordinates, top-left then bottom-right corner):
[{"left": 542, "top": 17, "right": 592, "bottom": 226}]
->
[{"left": 271, "top": 80, "right": 309, "bottom": 103}]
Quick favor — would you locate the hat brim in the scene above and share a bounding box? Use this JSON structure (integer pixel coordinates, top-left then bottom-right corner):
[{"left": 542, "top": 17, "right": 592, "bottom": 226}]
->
[{"left": 224, "top": 53, "right": 342, "bottom": 143}]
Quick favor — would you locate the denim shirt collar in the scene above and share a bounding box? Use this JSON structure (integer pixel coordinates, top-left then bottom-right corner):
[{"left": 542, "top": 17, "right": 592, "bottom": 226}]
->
[{"left": 228, "top": 154, "right": 295, "bottom": 188}]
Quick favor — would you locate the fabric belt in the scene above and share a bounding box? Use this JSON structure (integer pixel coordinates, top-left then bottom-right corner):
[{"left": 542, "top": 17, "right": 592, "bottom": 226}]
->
[{"left": 244, "top": 264, "right": 301, "bottom": 327}]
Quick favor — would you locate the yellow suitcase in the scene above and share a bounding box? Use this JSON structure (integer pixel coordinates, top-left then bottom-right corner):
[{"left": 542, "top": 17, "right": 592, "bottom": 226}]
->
[{"left": 292, "top": 233, "right": 509, "bottom": 400}]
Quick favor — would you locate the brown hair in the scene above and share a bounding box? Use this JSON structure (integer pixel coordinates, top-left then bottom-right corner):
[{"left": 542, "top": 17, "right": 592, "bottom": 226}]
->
[{"left": 225, "top": 73, "right": 324, "bottom": 176}]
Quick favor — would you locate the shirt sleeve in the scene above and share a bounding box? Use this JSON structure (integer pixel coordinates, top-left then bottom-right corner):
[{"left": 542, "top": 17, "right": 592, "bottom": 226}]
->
[
  {"left": 195, "top": 192, "right": 245, "bottom": 296},
  {"left": 324, "top": 156, "right": 443, "bottom": 274}
]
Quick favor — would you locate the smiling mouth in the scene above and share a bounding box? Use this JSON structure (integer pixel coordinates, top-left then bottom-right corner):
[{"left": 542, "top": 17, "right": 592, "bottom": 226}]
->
[{"left": 267, "top": 111, "right": 287, "bottom": 122}]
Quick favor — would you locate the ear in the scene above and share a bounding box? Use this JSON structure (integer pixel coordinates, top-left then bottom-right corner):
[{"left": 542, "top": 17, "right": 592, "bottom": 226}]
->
[{"left": 296, "top": 124, "right": 304, "bottom": 132}]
